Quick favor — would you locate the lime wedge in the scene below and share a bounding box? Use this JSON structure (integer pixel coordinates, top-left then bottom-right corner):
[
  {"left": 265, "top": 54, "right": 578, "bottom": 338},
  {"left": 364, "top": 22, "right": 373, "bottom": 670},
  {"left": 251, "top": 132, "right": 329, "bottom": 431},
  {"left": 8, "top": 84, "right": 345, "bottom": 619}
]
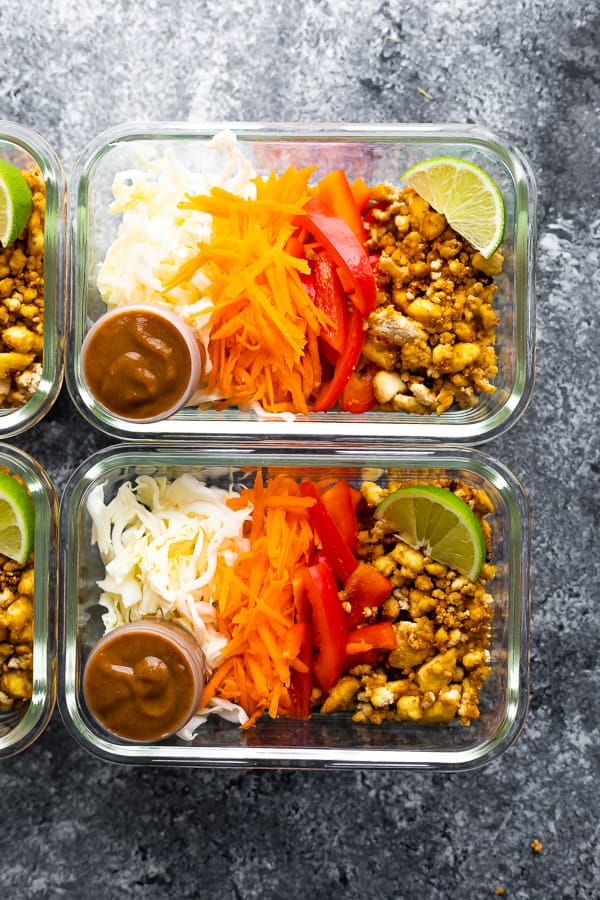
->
[
  {"left": 0, "top": 471, "right": 35, "bottom": 564},
  {"left": 401, "top": 157, "right": 505, "bottom": 258},
  {"left": 0, "top": 159, "right": 33, "bottom": 248},
  {"left": 374, "top": 484, "right": 486, "bottom": 581}
]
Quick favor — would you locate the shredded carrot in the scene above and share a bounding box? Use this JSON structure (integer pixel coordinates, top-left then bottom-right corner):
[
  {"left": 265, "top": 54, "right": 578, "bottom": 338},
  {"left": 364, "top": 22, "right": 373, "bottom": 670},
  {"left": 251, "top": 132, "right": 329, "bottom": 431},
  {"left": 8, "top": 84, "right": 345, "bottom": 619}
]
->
[
  {"left": 175, "top": 167, "right": 332, "bottom": 414},
  {"left": 282, "top": 622, "right": 307, "bottom": 661},
  {"left": 204, "top": 473, "right": 317, "bottom": 723},
  {"left": 200, "top": 657, "right": 235, "bottom": 708}
]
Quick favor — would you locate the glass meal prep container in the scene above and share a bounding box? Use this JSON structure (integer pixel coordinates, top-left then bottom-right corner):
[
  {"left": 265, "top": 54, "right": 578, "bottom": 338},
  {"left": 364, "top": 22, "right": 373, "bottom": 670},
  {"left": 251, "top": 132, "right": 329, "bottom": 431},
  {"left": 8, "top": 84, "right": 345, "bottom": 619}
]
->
[
  {"left": 66, "top": 122, "right": 536, "bottom": 443},
  {"left": 0, "top": 443, "right": 58, "bottom": 760},
  {"left": 0, "top": 121, "right": 65, "bottom": 437},
  {"left": 58, "top": 442, "right": 529, "bottom": 770}
]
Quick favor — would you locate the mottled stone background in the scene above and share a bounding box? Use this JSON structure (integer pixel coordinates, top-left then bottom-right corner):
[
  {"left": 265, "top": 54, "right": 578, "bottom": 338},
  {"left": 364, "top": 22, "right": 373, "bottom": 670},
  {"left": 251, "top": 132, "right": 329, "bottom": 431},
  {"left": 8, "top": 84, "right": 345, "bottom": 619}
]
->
[{"left": 1, "top": 1, "right": 599, "bottom": 897}]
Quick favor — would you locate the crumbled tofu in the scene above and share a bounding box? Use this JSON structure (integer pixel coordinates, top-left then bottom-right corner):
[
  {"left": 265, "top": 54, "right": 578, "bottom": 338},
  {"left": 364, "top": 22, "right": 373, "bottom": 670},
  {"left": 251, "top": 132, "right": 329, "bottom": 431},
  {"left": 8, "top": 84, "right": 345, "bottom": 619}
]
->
[
  {"left": 0, "top": 168, "right": 45, "bottom": 410},
  {"left": 0, "top": 478, "right": 34, "bottom": 711},
  {"left": 364, "top": 183, "right": 501, "bottom": 415},
  {"left": 321, "top": 478, "right": 495, "bottom": 728}
]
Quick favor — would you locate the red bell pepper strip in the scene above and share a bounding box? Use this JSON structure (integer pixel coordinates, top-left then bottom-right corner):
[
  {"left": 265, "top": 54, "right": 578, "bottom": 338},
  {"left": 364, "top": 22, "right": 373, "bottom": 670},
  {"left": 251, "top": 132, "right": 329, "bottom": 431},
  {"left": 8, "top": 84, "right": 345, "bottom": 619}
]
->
[
  {"left": 312, "top": 253, "right": 348, "bottom": 354},
  {"left": 316, "top": 169, "right": 366, "bottom": 244},
  {"left": 292, "top": 571, "right": 312, "bottom": 623},
  {"left": 283, "top": 620, "right": 309, "bottom": 659},
  {"left": 343, "top": 561, "right": 392, "bottom": 629},
  {"left": 341, "top": 365, "right": 377, "bottom": 414},
  {"left": 301, "top": 198, "right": 377, "bottom": 316},
  {"left": 312, "top": 304, "right": 365, "bottom": 413},
  {"left": 335, "top": 264, "right": 354, "bottom": 295},
  {"left": 284, "top": 577, "right": 314, "bottom": 719},
  {"left": 299, "top": 480, "right": 358, "bottom": 583},
  {"left": 286, "top": 621, "right": 313, "bottom": 719},
  {"left": 321, "top": 479, "right": 359, "bottom": 554},
  {"left": 337, "top": 254, "right": 378, "bottom": 295},
  {"left": 300, "top": 269, "right": 316, "bottom": 297},
  {"left": 363, "top": 201, "right": 386, "bottom": 226},
  {"left": 348, "top": 484, "right": 362, "bottom": 514},
  {"left": 346, "top": 621, "right": 397, "bottom": 654},
  {"left": 303, "top": 561, "right": 347, "bottom": 693},
  {"left": 318, "top": 338, "right": 341, "bottom": 369},
  {"left": 285, "top": 233, "right": 307, "bottom": 260},
  {"left": 344, "top": 621, "right": 397, "bottom": 667}
]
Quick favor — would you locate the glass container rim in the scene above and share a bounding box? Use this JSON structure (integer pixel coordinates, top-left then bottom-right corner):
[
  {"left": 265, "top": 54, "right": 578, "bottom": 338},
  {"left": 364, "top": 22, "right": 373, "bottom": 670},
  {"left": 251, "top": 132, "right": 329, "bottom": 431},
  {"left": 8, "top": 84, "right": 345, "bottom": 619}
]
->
[
  {"left": 0, "top": 120, "right": 65, "bottom": 437},
  {"left": 0, "top": 441, "right": 58, "bottom": 759},
  {"left": 58, "top": 440, "right": 530, "bottom": 771},
  {"left": 66, "top": 121, "right": 536, "bottom": 445}
]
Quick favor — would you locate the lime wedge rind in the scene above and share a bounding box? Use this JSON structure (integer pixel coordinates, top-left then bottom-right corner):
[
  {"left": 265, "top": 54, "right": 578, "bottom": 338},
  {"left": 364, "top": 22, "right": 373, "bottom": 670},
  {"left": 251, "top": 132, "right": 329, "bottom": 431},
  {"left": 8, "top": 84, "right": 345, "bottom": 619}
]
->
[
  {"left": 0, "top": 471, "right": 35, "bottom": 564},
  {"left": 0, "top": 159, "right": 33, "bottom": 248},
  {"left": 374, "top": 484, "right": 486, "bottom": 581},
  {"left": 401, "top": 156, "right": 505, "bottom": 259}
]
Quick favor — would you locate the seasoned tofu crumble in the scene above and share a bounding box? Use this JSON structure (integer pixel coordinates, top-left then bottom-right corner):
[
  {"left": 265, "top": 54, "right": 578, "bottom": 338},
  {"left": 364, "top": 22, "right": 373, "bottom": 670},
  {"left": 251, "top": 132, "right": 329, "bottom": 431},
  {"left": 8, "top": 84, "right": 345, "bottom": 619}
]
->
[
  {"left": 321, "top": 479, "right": 495, "bottom": 727},
  {"left": 0, "top": 168, "right": 45, "bottom": 408},
  {"left": 363, "top": 184, "right": 502, "bottom": 415},
  {"left": 0, "top": 555, "right": 34, "bottom": 710}
]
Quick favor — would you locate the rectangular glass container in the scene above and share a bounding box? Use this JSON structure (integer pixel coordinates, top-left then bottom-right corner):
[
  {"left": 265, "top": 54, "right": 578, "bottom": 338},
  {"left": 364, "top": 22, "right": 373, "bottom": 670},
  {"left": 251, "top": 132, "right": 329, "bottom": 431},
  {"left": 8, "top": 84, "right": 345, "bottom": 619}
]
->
[
  {"left": 59, "top": 442, "right": 530, "bottom": 770},
  {"left": 0, "top": 444, "right": 58, "bottom": 759},
  {"left": 0, "top": 121, "right": 65, "bottom": 436},
  {"left": 66, "top": 122, "right": 536, "bottom": 443}
]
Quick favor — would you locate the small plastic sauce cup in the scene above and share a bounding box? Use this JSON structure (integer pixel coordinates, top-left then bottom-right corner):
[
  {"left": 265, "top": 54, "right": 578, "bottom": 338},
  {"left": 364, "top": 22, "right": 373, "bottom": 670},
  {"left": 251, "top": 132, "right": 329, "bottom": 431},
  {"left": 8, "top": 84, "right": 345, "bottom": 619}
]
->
[
  {"left": 81, "top": 303, "right": 203, "bottom": 423},
  {"left": 83, "top": 619, "right": 205, "bottom": 743}
]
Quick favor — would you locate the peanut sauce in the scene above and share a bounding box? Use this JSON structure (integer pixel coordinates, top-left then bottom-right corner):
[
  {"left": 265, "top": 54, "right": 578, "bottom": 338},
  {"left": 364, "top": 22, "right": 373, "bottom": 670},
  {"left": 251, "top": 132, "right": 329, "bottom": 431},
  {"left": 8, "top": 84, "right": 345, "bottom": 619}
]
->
[
  {"left": 82, "top": 305, "right": 199, "bottom": 421},
  {"left": 83, "top": 620, "right": 204, "bottom": 742}
]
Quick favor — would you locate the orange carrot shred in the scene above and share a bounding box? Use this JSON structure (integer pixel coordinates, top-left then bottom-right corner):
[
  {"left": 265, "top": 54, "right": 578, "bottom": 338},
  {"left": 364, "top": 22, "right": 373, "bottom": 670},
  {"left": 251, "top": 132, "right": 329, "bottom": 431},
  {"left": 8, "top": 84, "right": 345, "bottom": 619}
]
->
[
  {"left": 211, "top": 473, "right": 318, "bottom": 725},
  {"left": 172, "top": 167, "right": 331, "bottom": 414}
]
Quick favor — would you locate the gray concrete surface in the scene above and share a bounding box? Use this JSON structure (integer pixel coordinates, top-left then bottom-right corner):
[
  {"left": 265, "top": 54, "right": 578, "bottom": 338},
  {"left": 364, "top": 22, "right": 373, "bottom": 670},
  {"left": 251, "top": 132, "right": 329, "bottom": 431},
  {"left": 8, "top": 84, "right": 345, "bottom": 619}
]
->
[{"left": 1, "top": 0, "right": 599, "bottom": 897}]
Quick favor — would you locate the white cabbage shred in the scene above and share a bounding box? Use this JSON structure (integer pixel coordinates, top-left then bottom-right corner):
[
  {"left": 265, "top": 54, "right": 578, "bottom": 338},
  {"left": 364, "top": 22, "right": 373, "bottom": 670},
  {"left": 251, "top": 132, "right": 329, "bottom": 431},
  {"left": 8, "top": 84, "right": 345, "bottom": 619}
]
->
[
  {"left": 86, "top": 473, "right": 253, "bottom": 731},
  {"left": 95, "top": 129, "right": 299, "bottom": 419},
  {"left": 96, "top": 129, "right": 257, "bottom": 374}
]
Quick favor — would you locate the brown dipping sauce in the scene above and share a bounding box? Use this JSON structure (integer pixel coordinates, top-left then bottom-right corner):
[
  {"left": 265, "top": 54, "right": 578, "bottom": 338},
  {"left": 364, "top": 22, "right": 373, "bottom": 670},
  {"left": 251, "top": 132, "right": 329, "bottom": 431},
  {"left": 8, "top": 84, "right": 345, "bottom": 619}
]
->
[
  {"left": 82, "top": 305, "right": 200, "bottom": 421},
  {"left": 83, "top": 620, "right": 204, "bottom": 742}
]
